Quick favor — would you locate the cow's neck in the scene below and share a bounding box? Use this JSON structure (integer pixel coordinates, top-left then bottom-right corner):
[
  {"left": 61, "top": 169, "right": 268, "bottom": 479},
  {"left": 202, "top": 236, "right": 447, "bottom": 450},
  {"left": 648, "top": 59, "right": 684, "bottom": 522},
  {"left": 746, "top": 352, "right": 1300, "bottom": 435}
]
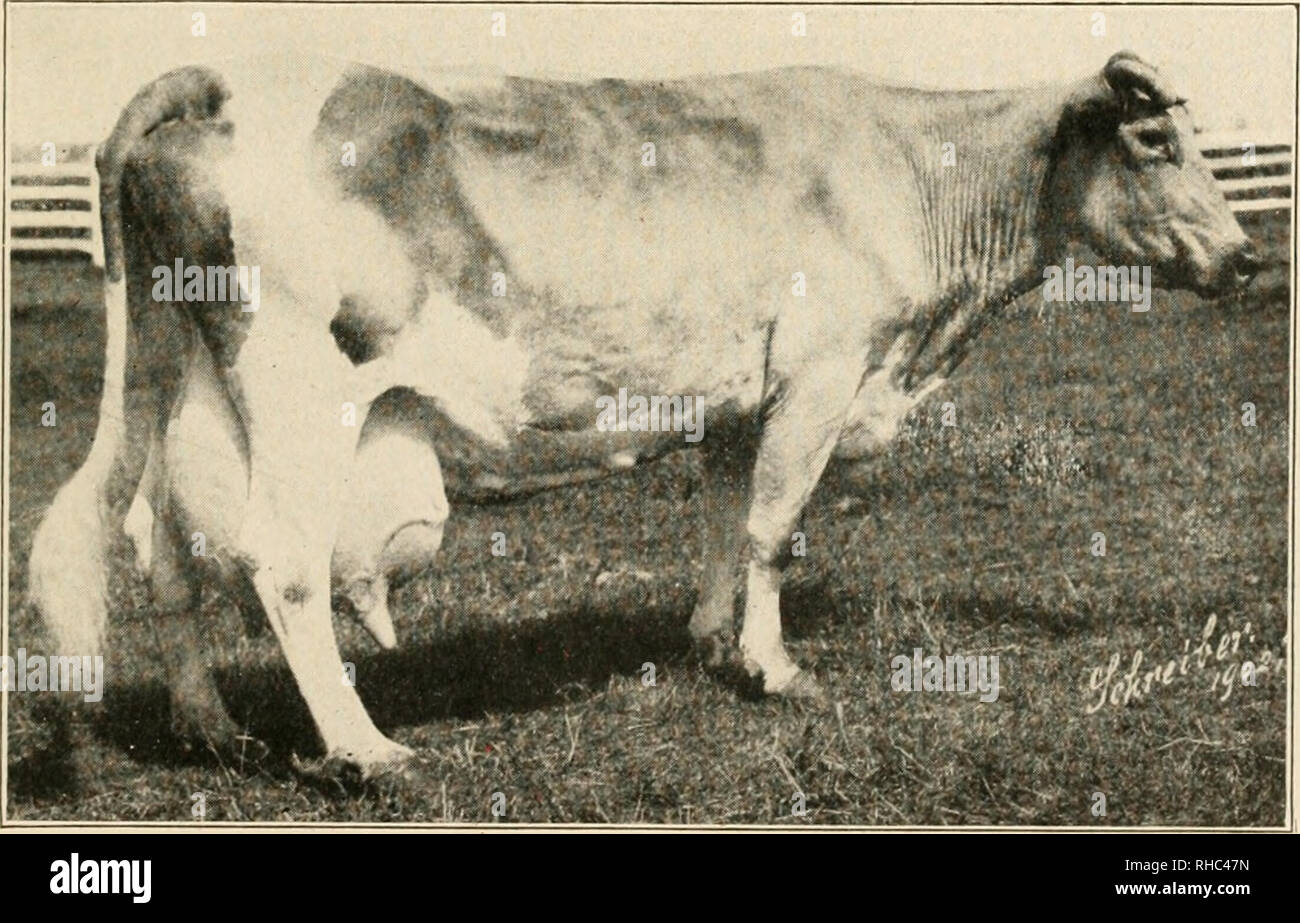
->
[{"left": 892, "top": 81, "right": 1081, "bottom": 391}]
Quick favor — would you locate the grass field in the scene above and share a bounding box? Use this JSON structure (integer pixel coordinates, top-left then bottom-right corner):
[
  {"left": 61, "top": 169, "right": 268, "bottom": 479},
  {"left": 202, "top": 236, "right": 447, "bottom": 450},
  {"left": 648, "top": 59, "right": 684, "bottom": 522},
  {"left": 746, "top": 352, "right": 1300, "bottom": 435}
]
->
[{"left": 5, "top": 212, "right": 1291, "bottom": 825}]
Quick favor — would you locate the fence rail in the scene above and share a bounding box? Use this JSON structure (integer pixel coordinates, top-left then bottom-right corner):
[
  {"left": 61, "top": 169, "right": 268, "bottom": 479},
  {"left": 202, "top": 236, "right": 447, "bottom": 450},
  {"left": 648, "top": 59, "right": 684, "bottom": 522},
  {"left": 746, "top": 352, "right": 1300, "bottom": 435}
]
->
[
  {"left": 1197, "top": 134, "right": 1292, "bottom": 213},
  {"left": 7, "top": 132, "right": 1293, "bottom": 267},
  {"left": 8, "top": 144, "right": 102, "bottom": 264}
]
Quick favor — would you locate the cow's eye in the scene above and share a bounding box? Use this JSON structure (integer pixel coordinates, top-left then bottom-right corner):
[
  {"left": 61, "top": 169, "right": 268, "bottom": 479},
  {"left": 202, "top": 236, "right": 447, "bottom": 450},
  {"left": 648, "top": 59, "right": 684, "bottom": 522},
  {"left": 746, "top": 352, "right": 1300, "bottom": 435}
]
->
[{"left": 1136, "top": 128, "right": 1173, "bottom": 160}]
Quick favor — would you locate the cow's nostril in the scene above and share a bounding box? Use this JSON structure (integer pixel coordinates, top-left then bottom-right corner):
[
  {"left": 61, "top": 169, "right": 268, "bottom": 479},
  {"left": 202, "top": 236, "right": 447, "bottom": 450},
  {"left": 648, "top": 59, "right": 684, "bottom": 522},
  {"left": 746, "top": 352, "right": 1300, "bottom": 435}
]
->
[{"left": 1232, "top": 242, "right": 1263, "bottom": 279}]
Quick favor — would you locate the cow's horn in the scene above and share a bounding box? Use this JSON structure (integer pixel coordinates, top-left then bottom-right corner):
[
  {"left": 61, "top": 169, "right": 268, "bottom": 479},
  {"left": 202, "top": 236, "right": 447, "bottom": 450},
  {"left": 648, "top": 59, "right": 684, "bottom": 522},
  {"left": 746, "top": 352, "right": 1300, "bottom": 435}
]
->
[{"left": 1103, "top": 52, "right": 1186, "bottom": 109}]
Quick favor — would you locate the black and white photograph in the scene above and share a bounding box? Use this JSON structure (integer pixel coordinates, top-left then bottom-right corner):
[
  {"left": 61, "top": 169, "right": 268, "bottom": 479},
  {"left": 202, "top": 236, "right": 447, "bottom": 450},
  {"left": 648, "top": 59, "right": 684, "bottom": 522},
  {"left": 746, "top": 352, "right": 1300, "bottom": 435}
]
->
[{"left": 2, "top": 2, "right": 1294, "bottom": 832}]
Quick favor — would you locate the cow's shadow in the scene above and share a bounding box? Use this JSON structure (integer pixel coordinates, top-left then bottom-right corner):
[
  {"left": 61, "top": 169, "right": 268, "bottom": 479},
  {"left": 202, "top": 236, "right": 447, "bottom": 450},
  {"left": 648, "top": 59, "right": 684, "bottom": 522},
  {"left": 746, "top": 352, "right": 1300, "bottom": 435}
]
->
[
  {"left": 233, "top": 578, "right": 840, "bottom": 749},
  {"left": 9, "top": 577, "right": 845, "bottom": 796},
  {"left": 111, "top": 599, "right": 695, "bottom": 768},
  {"left": 327, "top": 597, "right": 697, "bottom": 729}
]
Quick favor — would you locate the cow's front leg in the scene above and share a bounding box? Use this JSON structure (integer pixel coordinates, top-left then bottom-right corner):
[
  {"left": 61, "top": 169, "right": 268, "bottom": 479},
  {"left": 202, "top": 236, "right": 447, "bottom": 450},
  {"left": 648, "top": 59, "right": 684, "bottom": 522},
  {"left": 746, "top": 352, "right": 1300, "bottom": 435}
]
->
[
  {"left": 689, "top": 434, "right": 755, "bottom": 669},
  {"left": 740, "top": 362, "right": 858, "bottom": 700},
  {"left": 226, "top": 312, "right": 412, "bottom": 780}
]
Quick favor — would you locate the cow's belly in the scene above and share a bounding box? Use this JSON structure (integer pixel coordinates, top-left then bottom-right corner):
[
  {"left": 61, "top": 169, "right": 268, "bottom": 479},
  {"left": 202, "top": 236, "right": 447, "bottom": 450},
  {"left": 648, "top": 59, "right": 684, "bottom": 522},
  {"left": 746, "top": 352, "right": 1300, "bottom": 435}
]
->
[
  {"left": 362, "top": 266, "right": 774, "bottom": 455},
  {"left": 362, "top": 388, "right": 728, "bottom": 503},
  {"left": 445, "top": 177, "right": 823, "bottom": 431}
]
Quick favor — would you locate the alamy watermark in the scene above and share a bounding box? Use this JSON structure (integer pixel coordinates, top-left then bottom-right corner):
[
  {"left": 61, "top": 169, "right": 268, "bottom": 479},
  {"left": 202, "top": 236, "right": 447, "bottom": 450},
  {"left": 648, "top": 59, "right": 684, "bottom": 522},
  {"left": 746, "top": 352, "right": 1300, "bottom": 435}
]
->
[
  {"left": 1042, "top": 258, "right": 1152, "bottom": 312},
  {"left": 890, "top": 648, "right": 1000, "bottom": 702},
  {"left": 50, "top": 854, "right": 150, "bottom": 903},
  {"left": 151, "top": 259, "right": 260, "bottom": 312},
  {"left": 1, "top": 648, "right": 103, "bottom": 702},
  {"left": 595, "top": 388, "right": 705, "bottom": 443}
]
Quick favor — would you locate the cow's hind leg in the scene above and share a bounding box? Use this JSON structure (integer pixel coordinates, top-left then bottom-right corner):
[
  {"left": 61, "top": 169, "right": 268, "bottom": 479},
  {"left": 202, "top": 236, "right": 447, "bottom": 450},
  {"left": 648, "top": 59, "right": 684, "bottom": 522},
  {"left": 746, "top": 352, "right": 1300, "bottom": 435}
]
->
[
  {"left": 148, "top": 493, "right": 250, "bottom": 759},
  {"left": 226, "top": 310, "right": 412, "bottom": 781},
  {"left": 689, "top": 435, "right": 755, "bottom": 670},
  {"left": 740, "top": 362, "right": 858, "bottom": 700}
]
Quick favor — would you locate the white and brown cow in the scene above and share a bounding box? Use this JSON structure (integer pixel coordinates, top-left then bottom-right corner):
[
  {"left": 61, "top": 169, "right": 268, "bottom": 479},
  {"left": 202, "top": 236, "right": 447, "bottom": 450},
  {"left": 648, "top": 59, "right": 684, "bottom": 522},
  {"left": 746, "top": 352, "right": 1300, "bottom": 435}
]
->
[{"left": 28, "top": 52, "right": 1258, "bottom": 778}]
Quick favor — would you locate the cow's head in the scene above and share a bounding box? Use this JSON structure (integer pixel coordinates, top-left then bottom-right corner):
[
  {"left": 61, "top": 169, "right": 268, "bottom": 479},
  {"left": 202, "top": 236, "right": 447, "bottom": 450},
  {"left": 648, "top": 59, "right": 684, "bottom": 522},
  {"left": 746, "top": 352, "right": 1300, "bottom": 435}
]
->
[{"left": 1050, "top": 52, "right": 1260, "bottom": 297}]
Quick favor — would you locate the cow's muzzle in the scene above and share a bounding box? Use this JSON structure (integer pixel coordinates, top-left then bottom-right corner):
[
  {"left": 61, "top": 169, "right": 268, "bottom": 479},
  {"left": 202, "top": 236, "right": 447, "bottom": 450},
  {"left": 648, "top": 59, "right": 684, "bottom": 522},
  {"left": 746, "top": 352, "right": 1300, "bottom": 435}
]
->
[
  {"left": 1197, "top": 240, "right": 1262, "bottom": 297},
  {"left": 1228, "top": 241, "right": 1263, "bottom": 288}
]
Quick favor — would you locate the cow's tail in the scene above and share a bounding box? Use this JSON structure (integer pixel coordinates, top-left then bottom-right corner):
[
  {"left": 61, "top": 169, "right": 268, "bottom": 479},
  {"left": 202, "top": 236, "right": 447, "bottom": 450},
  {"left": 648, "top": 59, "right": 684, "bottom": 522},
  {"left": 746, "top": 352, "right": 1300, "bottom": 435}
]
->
[{"left": 26, "top": 67, "right": 230, "bottom": 659}]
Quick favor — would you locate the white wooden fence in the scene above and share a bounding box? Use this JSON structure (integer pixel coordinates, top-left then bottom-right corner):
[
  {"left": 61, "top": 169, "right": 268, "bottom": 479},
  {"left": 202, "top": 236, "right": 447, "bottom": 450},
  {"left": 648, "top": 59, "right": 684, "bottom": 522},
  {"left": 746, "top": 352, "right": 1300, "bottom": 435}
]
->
[
  {"left": 8, "top": 143, "right": 103, "bottom": 265},
  {"left": 1195, "top": 133, "right": 1292, "bottom": 214},
  {"left": 6, "top": 132, "right": 1292, "bottom": 268}
]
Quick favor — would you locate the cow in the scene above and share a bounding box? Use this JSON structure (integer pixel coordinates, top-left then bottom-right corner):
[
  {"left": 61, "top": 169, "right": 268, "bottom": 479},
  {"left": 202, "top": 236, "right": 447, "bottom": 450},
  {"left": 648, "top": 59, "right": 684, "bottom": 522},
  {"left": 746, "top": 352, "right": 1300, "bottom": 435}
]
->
[{"left": 27, "top": 51, "right": 1259, "bottom": 780}]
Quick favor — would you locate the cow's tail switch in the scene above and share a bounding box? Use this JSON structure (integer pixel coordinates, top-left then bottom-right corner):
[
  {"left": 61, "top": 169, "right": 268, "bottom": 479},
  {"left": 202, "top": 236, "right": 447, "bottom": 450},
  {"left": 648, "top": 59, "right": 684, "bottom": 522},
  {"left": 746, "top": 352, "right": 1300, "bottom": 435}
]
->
[{"left": 27, "top": 67, "right": 229, "bottom": 659}]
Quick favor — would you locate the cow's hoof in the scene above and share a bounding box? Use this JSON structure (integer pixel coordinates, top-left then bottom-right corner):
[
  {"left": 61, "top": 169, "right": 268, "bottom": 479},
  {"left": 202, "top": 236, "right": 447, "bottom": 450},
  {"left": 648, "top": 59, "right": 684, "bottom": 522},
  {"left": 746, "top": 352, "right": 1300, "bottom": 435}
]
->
[
  {"left": 753, "top": 663, "right": 828, "bottom": 705},
  {"left": 293, "top": 741, "right": 417, "bottom": 790},
  {"left": 171, "top": 706, "right": 268, "bottom": 765},
  {"left": 692, "top": 631, "right": 740, "bottom": 672},
  {"left": 775, "top": 670, "right": 829, "bottom": 705},
  {"left": 351, "top": 741, "right": 418, "bottom": 782},
  {"left": 201, "top": 732, "right": 273, "bottom": 771}
]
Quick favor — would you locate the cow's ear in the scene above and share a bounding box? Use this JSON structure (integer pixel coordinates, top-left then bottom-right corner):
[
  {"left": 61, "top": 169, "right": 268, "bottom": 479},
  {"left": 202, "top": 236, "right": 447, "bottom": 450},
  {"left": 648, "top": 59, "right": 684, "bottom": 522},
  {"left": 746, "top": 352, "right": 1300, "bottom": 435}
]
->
[{"left": 1103, "top": 52, "right": 1186, "bottom": 120}]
